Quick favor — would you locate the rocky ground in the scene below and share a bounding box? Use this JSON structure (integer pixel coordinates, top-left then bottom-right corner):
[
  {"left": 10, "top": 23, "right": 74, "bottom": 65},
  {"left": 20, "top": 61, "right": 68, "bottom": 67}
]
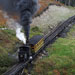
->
[{"left": 32, "top": 5, "right": 75, "bottom": 32}]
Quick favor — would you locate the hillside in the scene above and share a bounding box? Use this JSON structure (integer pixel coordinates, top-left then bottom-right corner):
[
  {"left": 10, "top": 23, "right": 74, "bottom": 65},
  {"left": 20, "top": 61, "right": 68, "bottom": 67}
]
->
[
  {"left": 37, "top": 0, "right": 63, "bottom": 16},
  {"left": 0, "top": 0, "right": 63, "bottom": 27},
  {"left": 32, "top": 5, "right": 75, "bottom": 32},
  {"left": 31, "top": 24, "right": 75, "bottom": 75},
  {"left": 0, "top": 11, "right": 6, "bottom": 27},
  {"left": 0, "top": 0, "right": 75, "bottom": 74},
  {"left": 0, "top": 0, "right": 63, "bottom": 19},
  {"left": 0, "top": 29, "right": 19, "bottom": 74}
]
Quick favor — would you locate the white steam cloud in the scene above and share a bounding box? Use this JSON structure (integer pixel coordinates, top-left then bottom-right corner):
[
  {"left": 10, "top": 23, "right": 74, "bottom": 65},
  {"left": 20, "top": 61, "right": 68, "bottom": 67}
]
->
[
  {"left": 2, "top": 10, "right": 26, "bottom": 44},
  {"left": 16, "top": 26, "right": 26, "bottom": 44}
]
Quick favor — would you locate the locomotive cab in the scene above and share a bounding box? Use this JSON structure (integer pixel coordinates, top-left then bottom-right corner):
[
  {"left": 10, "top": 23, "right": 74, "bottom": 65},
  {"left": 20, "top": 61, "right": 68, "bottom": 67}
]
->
[{"left": 18, "top": 45, "right": 30, "bottom": 62}]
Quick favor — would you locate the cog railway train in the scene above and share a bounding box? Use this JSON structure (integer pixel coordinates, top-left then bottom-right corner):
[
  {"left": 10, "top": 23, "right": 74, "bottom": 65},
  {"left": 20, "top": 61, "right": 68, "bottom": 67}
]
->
[{"left": 18, "top": 35, "right": 44, "bottom": 62}]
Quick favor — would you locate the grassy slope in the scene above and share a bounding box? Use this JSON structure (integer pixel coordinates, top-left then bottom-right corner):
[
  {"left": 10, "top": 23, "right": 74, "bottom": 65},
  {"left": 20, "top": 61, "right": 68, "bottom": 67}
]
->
[
  {"left": 0, "top": 1, "right": 74, "bottom": 74},
  {"left": 0, "top": 28, "right": 19, "bottom": 74},
  {"left": 0, "top": 26, "right": 43, "bottom": 74},
  {"left": 31, "top": 25, "right": 75, "bottom": 75},
  {"left": 30, "top": 26, "right": 43, "bottom": 38}
]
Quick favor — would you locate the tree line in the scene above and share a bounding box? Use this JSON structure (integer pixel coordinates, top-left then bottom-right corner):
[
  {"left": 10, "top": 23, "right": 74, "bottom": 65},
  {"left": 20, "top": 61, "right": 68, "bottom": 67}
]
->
[{"left": 56, "top": 0, "right": 75, "bottom": 6}]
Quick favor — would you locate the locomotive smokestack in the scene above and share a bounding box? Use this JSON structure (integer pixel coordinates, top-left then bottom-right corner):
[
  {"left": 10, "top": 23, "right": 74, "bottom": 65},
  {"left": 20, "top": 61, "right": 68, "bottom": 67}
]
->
[{"left": 17, "top": 0, "right": 39, "bottom": 43}]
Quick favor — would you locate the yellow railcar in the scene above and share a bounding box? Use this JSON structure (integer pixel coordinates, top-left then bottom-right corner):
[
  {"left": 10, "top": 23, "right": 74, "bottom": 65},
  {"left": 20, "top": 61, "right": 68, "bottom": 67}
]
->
[{"left": 29, "top": 35, "right": 44, "bottom": 53}]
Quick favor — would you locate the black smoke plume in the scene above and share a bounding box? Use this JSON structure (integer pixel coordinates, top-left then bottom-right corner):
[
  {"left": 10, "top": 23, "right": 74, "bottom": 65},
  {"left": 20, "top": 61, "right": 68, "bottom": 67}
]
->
[
  {"left": 17, "top": 0, "right": 39, "bottom": 42},
  {"left": 0, "top": 0, "right": 19, "bottom": 13},
  {"left": 0, "top": 0, "right": 39, "bottom": 43}
]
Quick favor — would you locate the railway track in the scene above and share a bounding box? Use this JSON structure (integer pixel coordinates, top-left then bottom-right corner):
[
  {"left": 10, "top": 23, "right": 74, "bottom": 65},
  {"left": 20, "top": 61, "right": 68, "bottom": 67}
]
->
[{"left": 3, "top": 15, "right": 75, "bottom": 75}]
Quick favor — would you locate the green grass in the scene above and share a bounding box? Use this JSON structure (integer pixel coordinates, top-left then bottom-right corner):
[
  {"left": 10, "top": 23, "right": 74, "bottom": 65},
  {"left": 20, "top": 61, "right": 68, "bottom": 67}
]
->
[
  {"left": 0, "top": 55, "right": 15, "bottom": 75},
  {"left": 30, "top": 26, "right": 43, "bottom": 38},
  {"left": 31, "top": 25, "right": 75, "bottom": 75},
  {"left": 0, "top": 29, "right": 19, "bottom": 53},
  {"left": 0, "top": 26, "right": 43, "bottom": 74},
  {"left": 0, "top": 28, "right": 20, "bottom": 74}
]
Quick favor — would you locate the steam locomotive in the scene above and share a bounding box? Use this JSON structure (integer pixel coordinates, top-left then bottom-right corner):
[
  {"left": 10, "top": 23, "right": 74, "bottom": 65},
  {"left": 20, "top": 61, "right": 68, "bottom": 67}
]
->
[{"left": 18, "top": 35, "right": 44, "bottom": 62}]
